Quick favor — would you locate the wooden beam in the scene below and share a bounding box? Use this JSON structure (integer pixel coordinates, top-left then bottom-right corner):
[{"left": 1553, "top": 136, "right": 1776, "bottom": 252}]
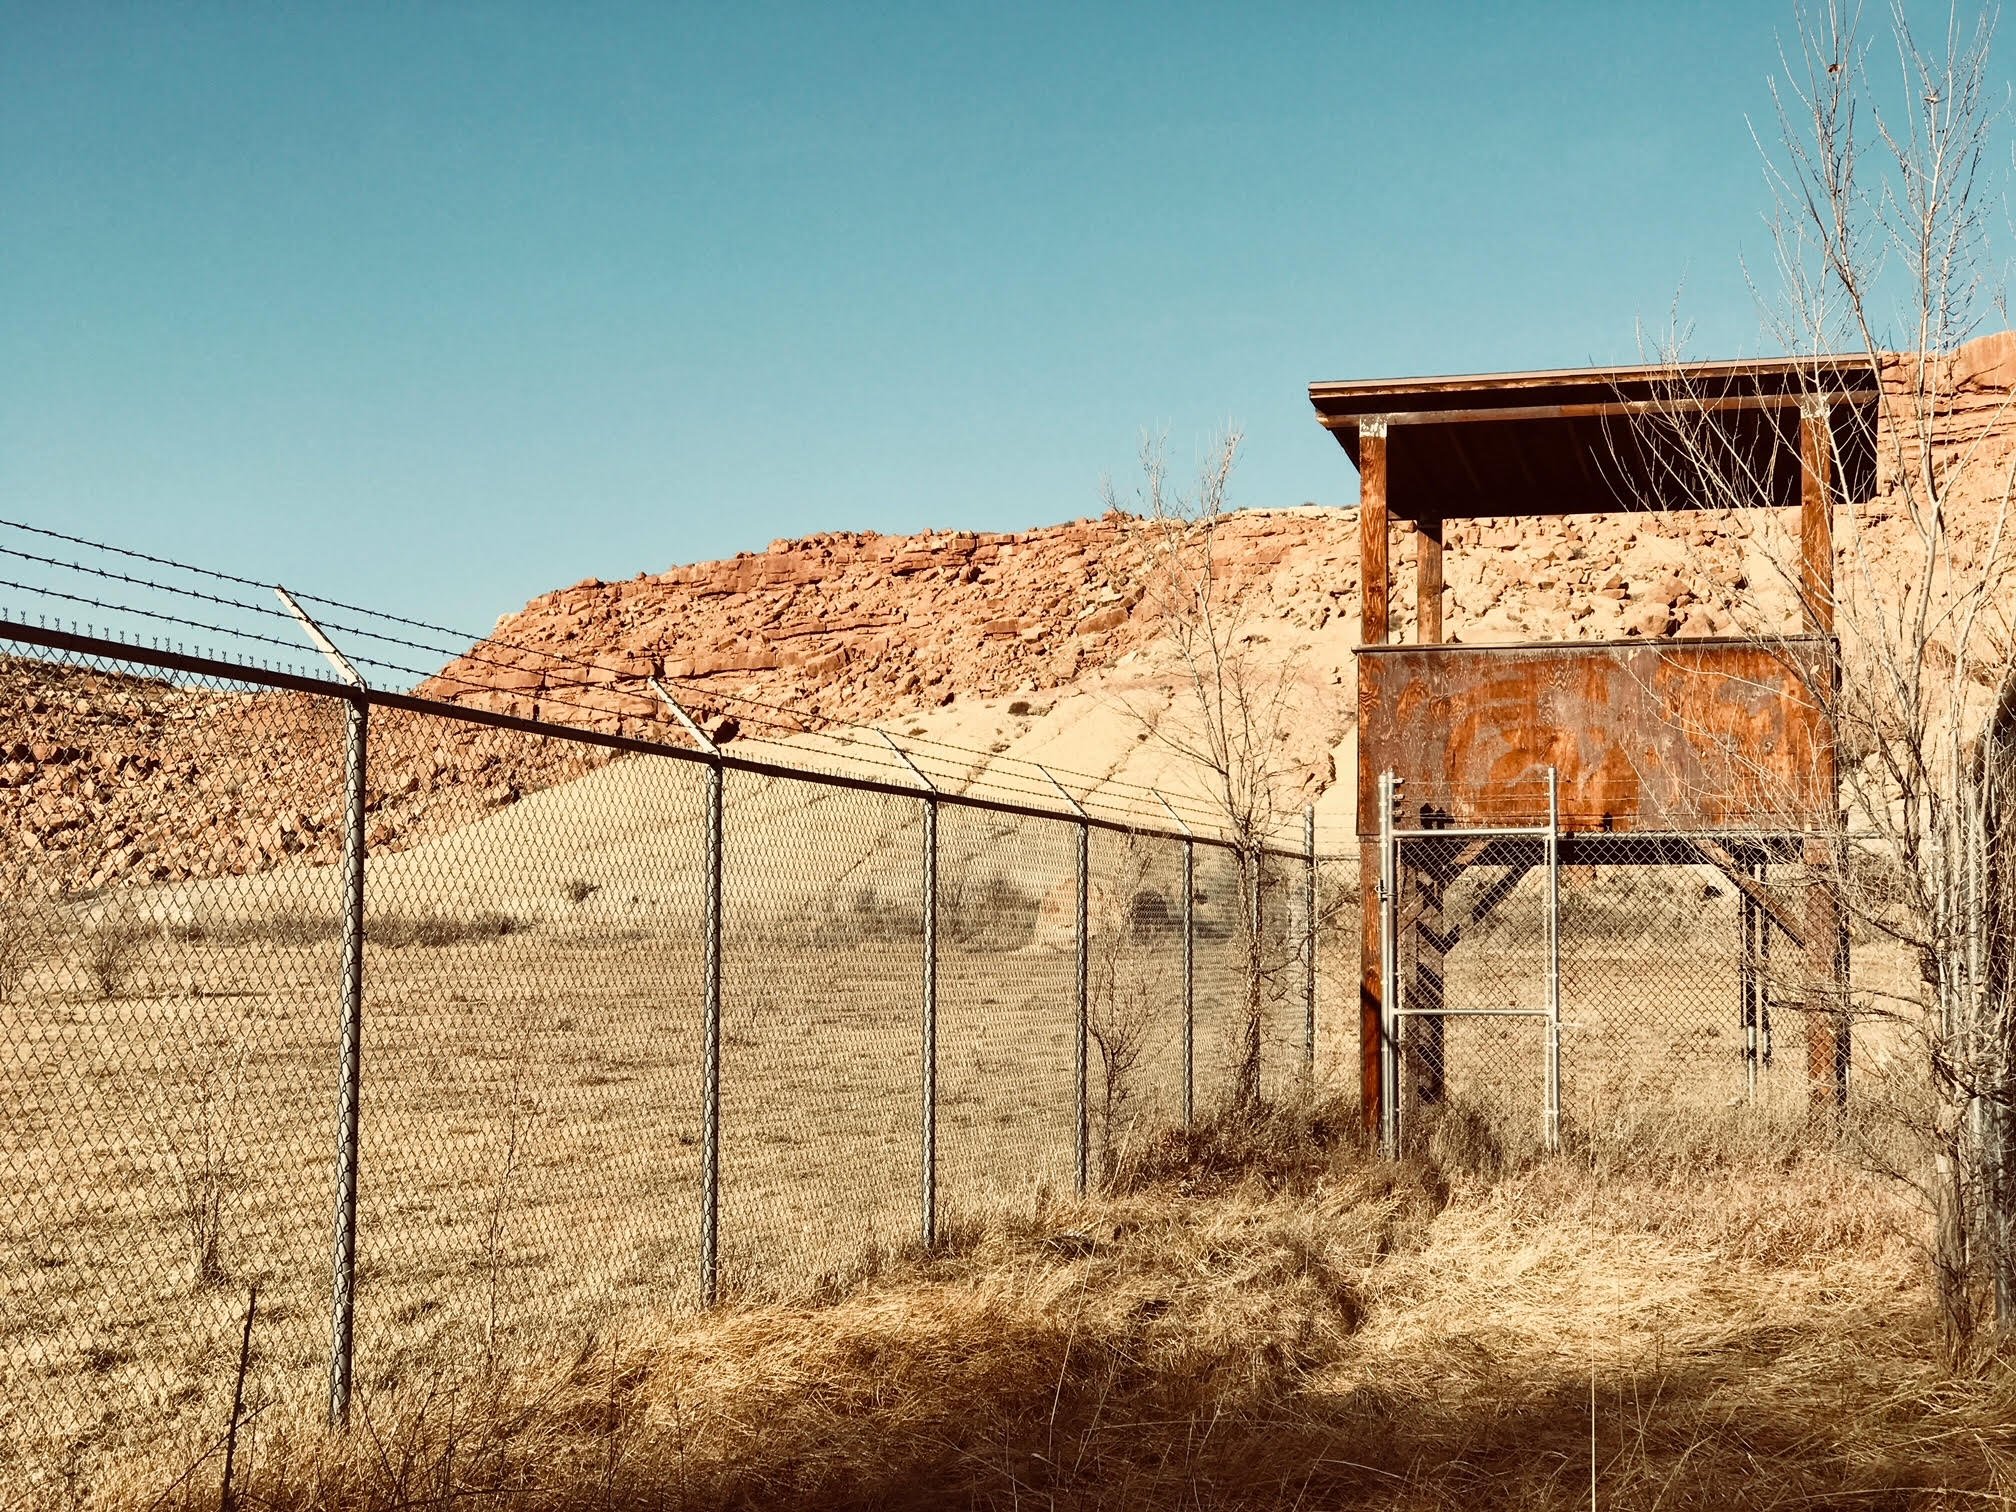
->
[
  {"left": 1800, "top": 399, "right": 1835, "bottom": 635},
  {"left": 1416, "top": 516, "right": 1443, "bottom": 644},
  {"left": 1317, "top": 391, "right": 1861, "bottom": 431},
  {"left": 1693, "top": 838, "right": 1807, "bottom": 949},
  {"left": 1465, "top": 862, "right": 1533, "bottom": 931},
  {"left": 1397, "top": 839, "right": 1489, "bottom": 935},
  {"left": 1360, "top": 419, "right": 1389, "bottom": 646}
]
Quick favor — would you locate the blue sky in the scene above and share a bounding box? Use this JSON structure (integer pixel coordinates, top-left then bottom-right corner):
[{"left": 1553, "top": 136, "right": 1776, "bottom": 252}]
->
[{"left": 0, "top": 3, "right": 1969, "bottom": 641}]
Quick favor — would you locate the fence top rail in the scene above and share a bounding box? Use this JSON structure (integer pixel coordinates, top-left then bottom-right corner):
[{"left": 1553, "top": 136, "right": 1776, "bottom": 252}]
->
[{"left": 0, "top": 616, "right": 1285, "bottom": 855}]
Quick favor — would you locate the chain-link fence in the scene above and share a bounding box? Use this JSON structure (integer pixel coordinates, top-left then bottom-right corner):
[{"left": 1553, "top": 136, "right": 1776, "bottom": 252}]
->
[
  {"left": 1372, "top": 769, "right": 1864, "bottom": 1162},
  {"left": 6, "top": 614, "right": 1886, "bottom": 1499},
  {"left": 1392, "top": 831, "right": 1556, "bottom": 1156},
  {"left": 0, "top": 623, "right": 1338, "bottom": 1497}
]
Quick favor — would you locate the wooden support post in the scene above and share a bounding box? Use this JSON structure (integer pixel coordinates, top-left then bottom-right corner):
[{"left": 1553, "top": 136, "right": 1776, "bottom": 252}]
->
[
  {"left": 1739, "top": 888, "right": 1755, "bottom": 1093},
  {"left": 1358, "top": 419, "right": 1390, "bottom": 1139},
  {"left": 1360, "top": 419, "right": 1389, "bottom": 646},
  {"left": 1799, "top": 400, "right": 1835, "bottom": 634},
  {"left": 1408, "top": 509, "right": 1444, "bottom": 1105},
  {"left": 1800, "top": 397, "right": 1848, "bottom": 1115},
  {"left": 1416, "top": 514, "right": 1443, "bottom": 645},
  {"left": 1359, "top": 839, "right": 1383, "bottom": 1138}
]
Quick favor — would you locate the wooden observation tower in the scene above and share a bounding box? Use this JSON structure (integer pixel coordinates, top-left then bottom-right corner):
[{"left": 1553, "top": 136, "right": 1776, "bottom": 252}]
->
[{"left": 1308, "top": 359, "right": 1882, "bottom": 1144}]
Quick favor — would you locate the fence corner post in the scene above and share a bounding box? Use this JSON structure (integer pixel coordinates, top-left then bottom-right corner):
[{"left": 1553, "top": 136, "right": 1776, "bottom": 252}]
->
[
  {"left": 279, "top": 586, "right": 369, "bottom": 1430},
  {"left": 1182, "top": 837, "right": 1196, "bottom": 1127}
]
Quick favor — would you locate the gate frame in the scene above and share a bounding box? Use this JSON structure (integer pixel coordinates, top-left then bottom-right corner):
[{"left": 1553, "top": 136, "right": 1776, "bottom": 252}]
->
[{"left": 1378, "top": 766, "right": 1561, "bottom": 1156}]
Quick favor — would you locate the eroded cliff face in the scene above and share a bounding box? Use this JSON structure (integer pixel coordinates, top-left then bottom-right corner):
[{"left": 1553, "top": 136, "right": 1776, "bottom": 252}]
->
[
  {"left": 421, "top": 335, "right": 2016, "bottom": 748},
  {"left": 416, "top": 506, "right": 1781, "bottom": 737},
  {"left": 11, "top": 337, "right": 2016, "bottom": 889}
]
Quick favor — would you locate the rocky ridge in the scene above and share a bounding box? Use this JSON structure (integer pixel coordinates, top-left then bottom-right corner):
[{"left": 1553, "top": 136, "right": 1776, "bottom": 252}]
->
[{"left": 12, "top": 335, "right": 2016, "bottom": 891}]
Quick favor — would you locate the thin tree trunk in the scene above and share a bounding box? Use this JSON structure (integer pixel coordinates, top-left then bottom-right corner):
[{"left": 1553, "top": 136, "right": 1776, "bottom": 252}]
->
[{"left": 1935, "top": 1145, "right": 1975, "bottom": 1361}]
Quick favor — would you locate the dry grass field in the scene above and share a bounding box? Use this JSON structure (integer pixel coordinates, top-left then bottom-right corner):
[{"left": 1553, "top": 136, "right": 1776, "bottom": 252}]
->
[
  {"left": 0, "top": 749, "right": 1324, "bottom": 1502},
  {"left": 0, "top": 712, "right": 1947, "bottom": 1508},
  {"left": 58, "top": 1101, "right": 2014, "bottom": 1511}
]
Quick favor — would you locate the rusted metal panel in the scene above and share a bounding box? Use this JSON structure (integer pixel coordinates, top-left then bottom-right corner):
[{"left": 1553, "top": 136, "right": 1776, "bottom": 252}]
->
[{"left": 1355, "top": 638, "right": 1837, "bottom": 835}]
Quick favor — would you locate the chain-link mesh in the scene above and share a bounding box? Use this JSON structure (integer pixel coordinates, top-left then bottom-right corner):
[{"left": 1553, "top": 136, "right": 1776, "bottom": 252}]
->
[
  {"left": 936, "top": 804, "right": 1077, "bottom": 1213},
  {"left": 1313, "top": 852, "right": 1361, "bottom": 1095},
  {"left": 719, "top": 770, "right": 922, "bottom": 1297},
  {"left": 1190, "top": 845, "right": 1252, "bottom": 1111},
  {"left": 1087, "top": 827, "right": 1186, "bottom": 1169},
  {"left": 1256, "top": 848, "right": 1311, "bottom": 1098},
  {"left": 1393, "top": 833, "right": 1555, "bottom": 1155},
  {"left": 0, "top": 628, "right": 1327, "bottom": 1496},
  {"left": 0, "top": 640, "right": 348, "bottom": 1490},
  {"left": 350, "top": 708, "right": 708, "bottom": 1387},
  {"left": 1559, "top": 836, "right": 1811, "bottom": 1133}
]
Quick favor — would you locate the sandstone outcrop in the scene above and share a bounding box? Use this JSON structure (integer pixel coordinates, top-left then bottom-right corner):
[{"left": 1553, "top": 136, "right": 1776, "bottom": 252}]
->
[{"left": 15, "top": 337, "right": 2016, "bottom": 891}]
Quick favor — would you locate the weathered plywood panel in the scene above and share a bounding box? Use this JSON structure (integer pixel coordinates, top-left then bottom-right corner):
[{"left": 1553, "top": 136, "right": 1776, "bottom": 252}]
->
[{"left": 1356, "top": 638, "right": 1835, "bottom": 835}]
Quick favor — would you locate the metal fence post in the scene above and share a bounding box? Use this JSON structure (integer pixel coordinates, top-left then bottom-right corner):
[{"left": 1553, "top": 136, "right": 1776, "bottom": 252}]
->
[
  {"left": 878, "top": 731, "right": 941, "bottom": 1249},
  {"left": 1303, "top": 805, "right": 1317, "bottom": 1080},
  {"left": 1249, "top": 845, "right": 1264, "bottom": 1102},
  {"left": 1154, "top": 792, "right": 1196, "bottom": 1129},
  {"left": 326, "top": 691, "right": 366, "bottom": 1425},
  {"left": 1543, "top": 766, "right": 1561, "bottom": 1153},
  {"left": 1182, "top": 838, "right": 1196, "bottom": 1126},
  {"left": 921, "top": 795, "right": 939, "bottom": 1249},
  {"left": 1075, "top": 820, "right": 1090, "bottom": 1196},
  {"left": 1377, "top": 771, "right": 1399, "bottom": 1158},
  {"left": 650, "top": 679, "right": 728, "bottom": 1302},
  {"left": 279, "top": 588, "right": 370, "bottom": 1430},
  {"left": 700, "top": 760, "right": 724, "bottom": 1305}
]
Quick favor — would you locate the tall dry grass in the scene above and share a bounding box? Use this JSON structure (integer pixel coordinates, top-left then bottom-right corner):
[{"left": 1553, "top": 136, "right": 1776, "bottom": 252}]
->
[{"left": 95, "top": 1096, "right": 2016, "bottom": 1511}]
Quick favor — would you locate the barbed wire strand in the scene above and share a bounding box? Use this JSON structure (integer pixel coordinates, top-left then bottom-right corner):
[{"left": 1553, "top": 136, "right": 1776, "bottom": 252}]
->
[{"left": 0, "top": 519, "right": 1235, "bottom": 829}]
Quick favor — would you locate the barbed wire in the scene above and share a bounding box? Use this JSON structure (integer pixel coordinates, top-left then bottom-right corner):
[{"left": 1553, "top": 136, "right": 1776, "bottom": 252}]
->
[{"left": 0, "top": 516, "right": 1242, "bottom": 831}]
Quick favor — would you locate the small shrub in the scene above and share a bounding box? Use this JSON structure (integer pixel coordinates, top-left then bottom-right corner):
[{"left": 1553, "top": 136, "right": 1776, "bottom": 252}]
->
[
  {"left": 179, "top": 1151, "right": 232, "bottom": 1288},
  {"left": 943, "top": 875, "right": 1041, "bottom": 951},
  {"left": 85, "top": 924, "right": 139, "bottom": 1001},
  {"left": 249, "top": 911, "right": 343, "bottom": 947},
  {"left": 0, "top": 905, "right": 33, "bottom": 1003},
  {"left": 1108, "top": 1094, "right": 1369, "bottom": 1198},
  {"left": 372, "top": 912, "right": 524, "bottom": 950}
]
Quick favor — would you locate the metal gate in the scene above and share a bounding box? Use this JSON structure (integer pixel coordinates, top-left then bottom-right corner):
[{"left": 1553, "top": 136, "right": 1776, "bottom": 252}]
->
[{"left": 1377, "top": 768, "right": 1560, "bottom": 1156}]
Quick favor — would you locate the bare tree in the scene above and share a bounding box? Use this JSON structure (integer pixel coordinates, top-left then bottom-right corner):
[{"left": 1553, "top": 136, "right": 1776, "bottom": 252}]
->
[
  {"left": 1102, "top": 431, "right": 1302, "bottom": 1112},
  {"left": 1647, "top": 0, "right": 2016, "bottom": 1357},
  {"left": 1087, "top": 835, "right": 1174, "bottom": 1171}
]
